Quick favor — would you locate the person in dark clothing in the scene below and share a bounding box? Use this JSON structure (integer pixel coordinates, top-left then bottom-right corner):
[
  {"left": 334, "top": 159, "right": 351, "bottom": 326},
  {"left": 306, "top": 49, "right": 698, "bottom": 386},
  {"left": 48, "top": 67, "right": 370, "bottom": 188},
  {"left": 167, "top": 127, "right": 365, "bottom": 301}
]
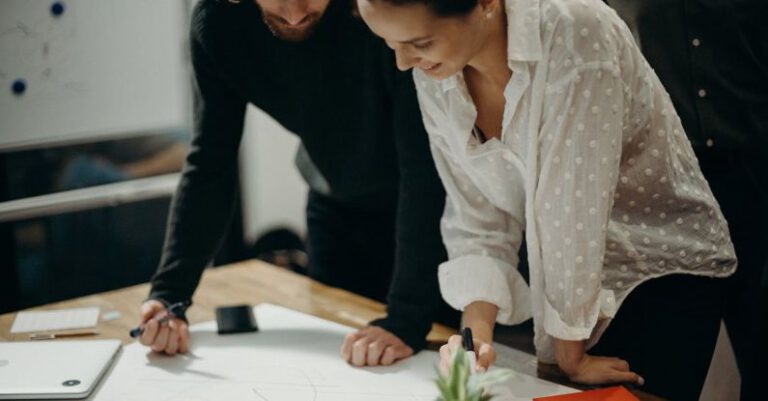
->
[
  {"left": 605, "top": 1, "right": 768, "bottom": 399},
  {"left": 136, "top": 0, "right": 457, "bottom": 367}
]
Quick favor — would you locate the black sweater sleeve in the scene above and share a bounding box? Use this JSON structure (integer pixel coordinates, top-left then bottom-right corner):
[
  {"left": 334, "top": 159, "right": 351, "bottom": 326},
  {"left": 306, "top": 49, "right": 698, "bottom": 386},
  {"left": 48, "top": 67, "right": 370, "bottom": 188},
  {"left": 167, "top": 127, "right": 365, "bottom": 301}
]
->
[
  {"left": 369, "top": 66, "right": 448, "bottom": 352},
  {"left": 148, "top": 10, "right": 247, "bottom": 303}
]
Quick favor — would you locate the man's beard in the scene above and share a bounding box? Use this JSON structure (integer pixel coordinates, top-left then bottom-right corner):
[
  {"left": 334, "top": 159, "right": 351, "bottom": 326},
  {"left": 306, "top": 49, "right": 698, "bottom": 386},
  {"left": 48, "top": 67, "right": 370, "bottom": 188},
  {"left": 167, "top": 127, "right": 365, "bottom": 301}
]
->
[{"left": 260, "top": 9, "right": 323, "bottom": 42}]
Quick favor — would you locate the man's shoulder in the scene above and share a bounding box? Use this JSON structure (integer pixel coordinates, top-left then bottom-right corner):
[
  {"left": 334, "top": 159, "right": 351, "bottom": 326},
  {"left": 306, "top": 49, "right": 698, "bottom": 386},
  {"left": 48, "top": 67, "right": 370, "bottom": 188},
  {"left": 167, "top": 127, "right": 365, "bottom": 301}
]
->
[{"left": 191, "top": 0, "right": 253, "bottom": 50}]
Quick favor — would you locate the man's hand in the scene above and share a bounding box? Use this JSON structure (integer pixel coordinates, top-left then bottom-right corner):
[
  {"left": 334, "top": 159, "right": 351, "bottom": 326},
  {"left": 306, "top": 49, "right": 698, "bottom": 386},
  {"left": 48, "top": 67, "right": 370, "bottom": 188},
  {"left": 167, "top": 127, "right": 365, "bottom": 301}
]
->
[
  {"left": 340, "top": 326, "right": 414, "bottom": 367},
  {"left": 137, "top": 300, "right": 190, "bottom": 355},
  {"left": 553, "top": 338, "right": 644, "bottom": 386}
]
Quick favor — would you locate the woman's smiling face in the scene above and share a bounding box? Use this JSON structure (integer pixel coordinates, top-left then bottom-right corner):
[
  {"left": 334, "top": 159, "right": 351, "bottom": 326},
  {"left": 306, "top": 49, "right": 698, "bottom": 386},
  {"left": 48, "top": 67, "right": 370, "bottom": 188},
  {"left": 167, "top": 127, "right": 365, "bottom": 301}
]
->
[{"left": 356, "top": 0, "right": 491, "bottom": 80}]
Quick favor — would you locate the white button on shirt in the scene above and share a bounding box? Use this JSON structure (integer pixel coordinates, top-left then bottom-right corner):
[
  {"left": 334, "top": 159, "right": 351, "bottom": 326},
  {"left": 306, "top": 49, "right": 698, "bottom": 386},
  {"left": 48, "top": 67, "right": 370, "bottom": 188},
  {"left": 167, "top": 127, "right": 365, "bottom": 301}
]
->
[{"left": 414, "top": 0, "right": 737, "bottom": 363}]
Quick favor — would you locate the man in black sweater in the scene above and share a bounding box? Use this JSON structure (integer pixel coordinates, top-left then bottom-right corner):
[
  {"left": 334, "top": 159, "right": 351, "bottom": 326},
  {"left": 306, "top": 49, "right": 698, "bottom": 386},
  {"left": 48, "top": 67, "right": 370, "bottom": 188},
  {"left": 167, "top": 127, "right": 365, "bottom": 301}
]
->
[{"left": 136, "top": 0, "right": 454, "bottom": 367}]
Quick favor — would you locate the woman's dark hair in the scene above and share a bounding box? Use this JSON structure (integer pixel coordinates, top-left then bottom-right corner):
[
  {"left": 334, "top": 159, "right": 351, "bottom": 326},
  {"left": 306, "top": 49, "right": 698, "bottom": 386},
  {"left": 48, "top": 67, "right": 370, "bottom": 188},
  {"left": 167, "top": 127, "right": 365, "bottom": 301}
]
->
[{"left": 372, "top": 0, "right": 479, "bottom": 17}]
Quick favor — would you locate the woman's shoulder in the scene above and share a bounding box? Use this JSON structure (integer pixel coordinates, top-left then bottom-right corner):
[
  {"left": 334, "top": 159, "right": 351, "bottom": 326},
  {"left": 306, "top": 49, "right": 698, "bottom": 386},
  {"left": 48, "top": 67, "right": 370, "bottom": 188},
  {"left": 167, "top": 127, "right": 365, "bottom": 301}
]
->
[
  {"left": 412, "top": 69, "right": 450, "bottom": 115},
  {"left": 535, "top": 0, "right": 633, "bottom": 78},
  {"left": 539, "top": 0, "right": 626, "bottom": 55},
  {"left": 411, "top": 70, "right": 459, "bottom": 148},
  {"left": 412, "top": 69, "right": 437, "bottom": 93},
  {"left": 540, "top": 0, "right": 618, "bottom": 29}
]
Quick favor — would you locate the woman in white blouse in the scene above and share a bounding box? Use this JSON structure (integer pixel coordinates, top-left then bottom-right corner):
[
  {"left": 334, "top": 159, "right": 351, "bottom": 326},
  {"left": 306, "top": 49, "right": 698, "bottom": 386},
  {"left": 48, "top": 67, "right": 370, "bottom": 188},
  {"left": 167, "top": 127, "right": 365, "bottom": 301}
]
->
[{"left": 357, "top": 0, "right": 737, "bottom": 398}]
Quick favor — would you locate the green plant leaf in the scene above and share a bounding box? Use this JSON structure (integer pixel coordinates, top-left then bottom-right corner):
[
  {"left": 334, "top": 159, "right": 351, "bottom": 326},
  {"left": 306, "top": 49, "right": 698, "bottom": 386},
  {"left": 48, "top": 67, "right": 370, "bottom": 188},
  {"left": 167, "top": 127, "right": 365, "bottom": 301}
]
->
[{"left": 435, "top": 346, "right": 517, "bottom": 401}]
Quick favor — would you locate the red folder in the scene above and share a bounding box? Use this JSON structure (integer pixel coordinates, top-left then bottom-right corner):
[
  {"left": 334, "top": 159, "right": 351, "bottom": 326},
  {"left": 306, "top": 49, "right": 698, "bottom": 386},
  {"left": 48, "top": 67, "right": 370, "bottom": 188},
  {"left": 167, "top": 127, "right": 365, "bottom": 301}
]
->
[{"left": 534, "top": 386, "right": 639, "bottom": 401}]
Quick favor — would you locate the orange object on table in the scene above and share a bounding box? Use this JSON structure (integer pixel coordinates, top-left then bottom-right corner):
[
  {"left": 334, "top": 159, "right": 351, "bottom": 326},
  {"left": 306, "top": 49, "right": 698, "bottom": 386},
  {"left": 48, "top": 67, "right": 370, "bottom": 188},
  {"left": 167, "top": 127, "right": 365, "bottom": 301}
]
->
[{"left": 534, "top": 386, "right": 639, "bottom": 401}]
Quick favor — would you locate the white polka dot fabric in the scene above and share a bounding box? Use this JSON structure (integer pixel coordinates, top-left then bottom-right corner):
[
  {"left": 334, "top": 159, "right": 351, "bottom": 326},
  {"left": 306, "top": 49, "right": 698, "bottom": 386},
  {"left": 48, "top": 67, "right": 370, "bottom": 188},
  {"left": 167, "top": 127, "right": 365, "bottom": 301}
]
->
[{"left": 413, "top": 0, "right": 737, "bottom": 363}]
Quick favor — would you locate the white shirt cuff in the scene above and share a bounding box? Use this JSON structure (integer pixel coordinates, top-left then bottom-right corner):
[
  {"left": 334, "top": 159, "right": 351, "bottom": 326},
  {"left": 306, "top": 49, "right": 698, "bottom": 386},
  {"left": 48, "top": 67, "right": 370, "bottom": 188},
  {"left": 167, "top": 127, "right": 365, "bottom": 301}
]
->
[
  {"left": 438, "top": 254, "right": 531, "bottom": 325},
  {"left": 542, "top": 288, "right": 617, "bottom": 341}
]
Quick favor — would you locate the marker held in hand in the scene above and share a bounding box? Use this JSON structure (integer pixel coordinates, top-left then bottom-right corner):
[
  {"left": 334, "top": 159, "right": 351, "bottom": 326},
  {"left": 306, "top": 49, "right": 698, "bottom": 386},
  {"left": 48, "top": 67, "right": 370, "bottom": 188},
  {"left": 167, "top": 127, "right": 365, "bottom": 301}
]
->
[{"left": 462, "top": 327, "right": 477, "bottom": 373}]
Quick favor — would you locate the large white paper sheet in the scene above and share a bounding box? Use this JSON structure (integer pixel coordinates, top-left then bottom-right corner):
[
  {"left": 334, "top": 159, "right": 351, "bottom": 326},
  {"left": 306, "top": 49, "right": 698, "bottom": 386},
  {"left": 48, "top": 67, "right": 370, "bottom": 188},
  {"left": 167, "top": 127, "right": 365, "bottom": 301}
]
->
[{"left": 90, "top": 304, "right": 577, "bottom": 401}]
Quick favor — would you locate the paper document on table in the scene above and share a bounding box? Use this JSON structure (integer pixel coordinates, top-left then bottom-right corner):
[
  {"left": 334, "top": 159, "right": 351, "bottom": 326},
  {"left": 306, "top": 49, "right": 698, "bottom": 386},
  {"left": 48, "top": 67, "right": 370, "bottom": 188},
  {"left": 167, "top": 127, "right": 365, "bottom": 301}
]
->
[
  {"left": 90, "top": 304, "right": 577, "bottom": 401},
  {"left": 10, "top": 307, "right": 100, "bottom": 333}
]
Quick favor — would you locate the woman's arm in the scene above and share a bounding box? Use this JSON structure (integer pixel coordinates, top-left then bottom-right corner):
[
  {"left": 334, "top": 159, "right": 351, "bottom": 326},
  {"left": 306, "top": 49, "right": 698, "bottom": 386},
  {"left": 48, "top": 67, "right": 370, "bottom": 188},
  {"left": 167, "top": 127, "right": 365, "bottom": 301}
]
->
[
  {"left": 462, "top": 301, "right": 499, "bottom": 344},
  {"left": 537, "top": 4, "right": 646, "bottom": 386},
  {"left": 412, "top": 70, "right": 531, "bottom": 327}
]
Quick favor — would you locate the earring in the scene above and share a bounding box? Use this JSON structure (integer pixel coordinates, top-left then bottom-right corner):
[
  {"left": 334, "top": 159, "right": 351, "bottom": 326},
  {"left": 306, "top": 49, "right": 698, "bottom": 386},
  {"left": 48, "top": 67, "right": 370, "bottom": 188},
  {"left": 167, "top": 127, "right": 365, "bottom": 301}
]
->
[{"left": 485, "top": 12, "right": 493, "bottom": 19}]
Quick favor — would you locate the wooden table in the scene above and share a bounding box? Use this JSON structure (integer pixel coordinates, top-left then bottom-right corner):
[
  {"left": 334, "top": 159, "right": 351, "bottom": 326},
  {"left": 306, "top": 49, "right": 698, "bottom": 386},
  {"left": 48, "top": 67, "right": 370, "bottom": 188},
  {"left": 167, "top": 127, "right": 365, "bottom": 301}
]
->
[{"left": 0, "top": 260, "right": 663, "bottom": 400}]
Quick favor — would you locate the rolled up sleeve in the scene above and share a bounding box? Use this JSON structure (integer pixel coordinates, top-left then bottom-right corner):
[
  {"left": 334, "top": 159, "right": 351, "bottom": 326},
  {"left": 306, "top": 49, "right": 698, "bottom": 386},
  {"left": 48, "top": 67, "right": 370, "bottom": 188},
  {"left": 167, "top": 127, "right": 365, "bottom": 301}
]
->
[
  {"left": 536, "top": 61, "right": 624, "bottom": 340},
  {"left": 417, "top": 98, "right": 531, "bottom": 325}
]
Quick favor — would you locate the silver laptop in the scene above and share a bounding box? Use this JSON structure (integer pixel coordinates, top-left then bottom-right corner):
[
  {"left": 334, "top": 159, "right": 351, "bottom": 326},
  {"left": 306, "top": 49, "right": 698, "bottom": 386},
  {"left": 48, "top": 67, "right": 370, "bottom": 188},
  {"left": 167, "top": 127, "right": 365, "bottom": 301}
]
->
[{"left": 0, "top": 339, "right": 121, "bottom": 400}]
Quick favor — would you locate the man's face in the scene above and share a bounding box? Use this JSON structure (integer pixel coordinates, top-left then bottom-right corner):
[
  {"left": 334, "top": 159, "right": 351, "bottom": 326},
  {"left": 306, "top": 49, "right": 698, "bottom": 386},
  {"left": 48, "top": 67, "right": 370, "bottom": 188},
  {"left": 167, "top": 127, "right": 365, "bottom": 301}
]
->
[{"left": 254, "top": 0, "right": 332, "bottom": 42}]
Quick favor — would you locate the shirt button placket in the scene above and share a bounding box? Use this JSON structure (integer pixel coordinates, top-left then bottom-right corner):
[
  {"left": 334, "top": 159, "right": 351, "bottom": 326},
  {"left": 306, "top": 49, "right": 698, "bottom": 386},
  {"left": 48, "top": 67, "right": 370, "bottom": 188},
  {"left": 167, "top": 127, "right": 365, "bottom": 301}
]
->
[
  {"left": 690, "top": 33, "right": 705, "bottom": 97},
  {"left": 689, "top": 35, "right": 710, "bottom": 146}
]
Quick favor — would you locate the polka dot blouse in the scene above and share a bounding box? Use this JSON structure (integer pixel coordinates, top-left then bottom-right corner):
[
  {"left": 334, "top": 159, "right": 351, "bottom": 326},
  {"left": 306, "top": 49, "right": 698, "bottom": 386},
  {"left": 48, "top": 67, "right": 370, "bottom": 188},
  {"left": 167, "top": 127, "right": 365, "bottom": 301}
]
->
[{"left": 413, "top": 0, "right": 737, "bottom": 363}]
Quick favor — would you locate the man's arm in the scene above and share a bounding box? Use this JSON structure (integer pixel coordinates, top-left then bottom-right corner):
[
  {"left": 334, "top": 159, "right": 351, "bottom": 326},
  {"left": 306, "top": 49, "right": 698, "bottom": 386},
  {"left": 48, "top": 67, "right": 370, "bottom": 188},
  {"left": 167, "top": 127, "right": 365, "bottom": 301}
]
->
[
  {"left": 148, "top": 6, "right": 247, "bottom": 304},
  {"left": 341, "top": 63, "right": 449, "bottom": 367},
  {"left": 368, "top": 66, "right": 449, "bottom": 352}
]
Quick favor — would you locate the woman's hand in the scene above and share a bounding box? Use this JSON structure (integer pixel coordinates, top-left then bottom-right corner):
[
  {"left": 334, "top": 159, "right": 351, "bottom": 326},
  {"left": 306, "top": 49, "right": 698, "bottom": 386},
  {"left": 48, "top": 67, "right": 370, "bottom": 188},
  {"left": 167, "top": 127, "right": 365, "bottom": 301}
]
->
[
  {"left": 439, "top": 301, "right": 500, "bottom": 374},
  {"left": 553, "top": 338, "right": 644, "bottom": 386},
  {"left": 439, "top": 334, "right": 496, "bottom": 374}
]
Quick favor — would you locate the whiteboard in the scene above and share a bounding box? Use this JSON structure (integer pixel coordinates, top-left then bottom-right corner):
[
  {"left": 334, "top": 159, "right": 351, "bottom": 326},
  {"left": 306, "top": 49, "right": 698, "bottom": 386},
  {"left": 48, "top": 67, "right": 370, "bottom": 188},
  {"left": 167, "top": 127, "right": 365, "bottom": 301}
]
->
[
  {"left": 0, "top": 0, "right": 190, "bottom": 151},
  {"left": 89, "top": 304, "right": 577, "bottom": 401}
]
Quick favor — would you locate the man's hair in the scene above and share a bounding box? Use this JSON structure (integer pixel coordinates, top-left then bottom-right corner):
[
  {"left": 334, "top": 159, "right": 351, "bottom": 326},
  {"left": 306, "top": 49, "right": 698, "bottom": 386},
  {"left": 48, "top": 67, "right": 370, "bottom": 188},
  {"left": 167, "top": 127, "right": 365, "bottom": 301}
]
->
[{"left": 370, "top": 0, "right": 478, "bottom": 16}]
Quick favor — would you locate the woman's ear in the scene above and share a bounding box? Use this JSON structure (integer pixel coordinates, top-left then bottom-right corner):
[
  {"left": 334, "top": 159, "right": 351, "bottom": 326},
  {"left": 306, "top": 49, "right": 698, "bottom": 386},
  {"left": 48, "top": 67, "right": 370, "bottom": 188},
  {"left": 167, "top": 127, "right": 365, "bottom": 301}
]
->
[{"left": 477, "top": 0, "right": 501, "bottom": 20}]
